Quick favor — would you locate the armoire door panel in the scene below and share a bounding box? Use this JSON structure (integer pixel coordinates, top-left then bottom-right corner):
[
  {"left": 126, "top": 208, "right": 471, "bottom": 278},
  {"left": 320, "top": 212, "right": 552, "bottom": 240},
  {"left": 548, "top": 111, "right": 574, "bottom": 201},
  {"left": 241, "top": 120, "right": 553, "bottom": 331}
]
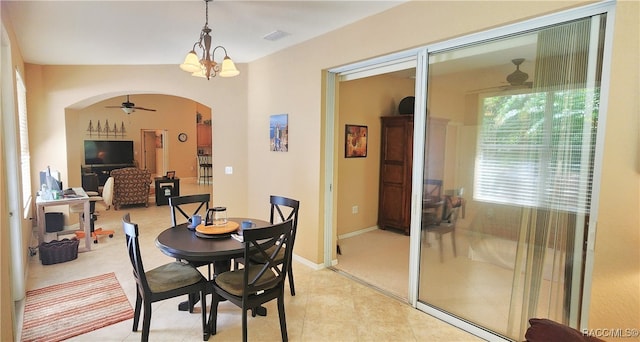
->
[
  {"left": 383, "top": 164, "right": 404, "bottom": 183},
  {"left": 383, "top": 126, "right": 407, "bottom": 162},
  {"left": 379, "top": 185, "right": 404, "bottom": 225},
  {"left": 378, "top": 115, "right": 414, "bottom": 235}
]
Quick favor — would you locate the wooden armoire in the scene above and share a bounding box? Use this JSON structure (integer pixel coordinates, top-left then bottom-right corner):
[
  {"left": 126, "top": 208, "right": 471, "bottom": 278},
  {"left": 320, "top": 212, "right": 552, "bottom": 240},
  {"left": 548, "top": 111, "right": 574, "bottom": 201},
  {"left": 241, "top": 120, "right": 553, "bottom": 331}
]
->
[
  {"left": 378, "top": 115, "right": 414, "bottom": 235},
  {"left": 378, "top": 115, "right": 448, "bottom": 235}
]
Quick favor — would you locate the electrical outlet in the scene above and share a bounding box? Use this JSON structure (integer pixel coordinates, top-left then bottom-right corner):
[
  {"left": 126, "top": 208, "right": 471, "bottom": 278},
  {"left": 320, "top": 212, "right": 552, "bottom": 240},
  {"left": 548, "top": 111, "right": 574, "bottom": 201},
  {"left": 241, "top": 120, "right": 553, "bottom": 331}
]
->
[
  {"left": 352, "top": 205, "right": 358, "bottom": 214},
  {"left": 224, "top": 166, "right": 233, "bottom": 175}
]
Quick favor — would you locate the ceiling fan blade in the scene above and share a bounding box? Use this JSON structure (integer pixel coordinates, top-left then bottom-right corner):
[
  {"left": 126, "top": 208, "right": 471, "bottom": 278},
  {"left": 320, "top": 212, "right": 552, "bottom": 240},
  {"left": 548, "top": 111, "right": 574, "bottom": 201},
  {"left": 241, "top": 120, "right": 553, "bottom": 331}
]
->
[
  {"left": 105, "top": 95, "right": 156, "bottom": 112},
  {"left": 133, "top": 107, "right": 156, "bottom": 112},
  {"left": 501, "top": 82, "right": 533, "bottom": 91},
  {"left": 468, "top": 60, "right": 535, "bottom": 93}
]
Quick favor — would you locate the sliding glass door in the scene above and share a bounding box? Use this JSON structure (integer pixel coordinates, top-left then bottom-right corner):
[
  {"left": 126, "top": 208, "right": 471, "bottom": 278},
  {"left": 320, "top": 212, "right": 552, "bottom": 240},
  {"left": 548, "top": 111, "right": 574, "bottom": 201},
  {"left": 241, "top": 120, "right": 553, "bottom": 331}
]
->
[{"left": 417, "top": 14, "right": 607, "bottom": 340}]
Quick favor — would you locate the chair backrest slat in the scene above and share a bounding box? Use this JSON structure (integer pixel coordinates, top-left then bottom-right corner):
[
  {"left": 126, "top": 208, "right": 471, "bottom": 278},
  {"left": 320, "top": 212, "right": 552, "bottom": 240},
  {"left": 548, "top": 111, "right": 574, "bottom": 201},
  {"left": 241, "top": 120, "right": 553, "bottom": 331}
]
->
[
  {"left": 269, "top": 195, "right": 300, "bottom": 246},
  {"left": 424, "top": 179, "right": 443, "bottom": 201},
  {"left": 442, "top": 195, "right": 463, "bottom": 223},
  {"left": 243, "top": 219, "right": 293, "bottom": 296},
  {"left": 122, "top": 213, "right": 150, "bottom": 293},
  {"left": 169, "top": 194, "right": 210, "bottom": 227}
]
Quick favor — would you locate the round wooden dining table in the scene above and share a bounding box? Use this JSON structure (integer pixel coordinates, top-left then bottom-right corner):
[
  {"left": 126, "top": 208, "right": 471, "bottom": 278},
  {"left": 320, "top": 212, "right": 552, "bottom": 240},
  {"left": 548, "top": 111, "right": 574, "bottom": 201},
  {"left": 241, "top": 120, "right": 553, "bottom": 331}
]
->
[
  {"left": 155, "top": 217, "right": 272, "bottom": 314},
  {"left": 156, "top": 217, "right": 271, "bottom": 267}
]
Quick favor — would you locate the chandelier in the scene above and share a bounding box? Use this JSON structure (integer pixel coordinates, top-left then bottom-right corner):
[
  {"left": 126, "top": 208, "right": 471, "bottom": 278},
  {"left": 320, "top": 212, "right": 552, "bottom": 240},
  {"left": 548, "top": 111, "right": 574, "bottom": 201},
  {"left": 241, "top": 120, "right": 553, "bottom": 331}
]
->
[{"left": 180, "top": 0, "right": 239, "bottom": 80}]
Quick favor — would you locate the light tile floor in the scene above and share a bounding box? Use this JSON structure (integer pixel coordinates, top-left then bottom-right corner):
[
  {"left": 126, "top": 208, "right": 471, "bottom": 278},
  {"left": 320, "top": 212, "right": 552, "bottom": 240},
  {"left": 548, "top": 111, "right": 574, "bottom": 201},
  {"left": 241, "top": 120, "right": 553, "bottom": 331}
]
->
[{"left": 21, "top": 179, "right": 483, "bottom": 341}]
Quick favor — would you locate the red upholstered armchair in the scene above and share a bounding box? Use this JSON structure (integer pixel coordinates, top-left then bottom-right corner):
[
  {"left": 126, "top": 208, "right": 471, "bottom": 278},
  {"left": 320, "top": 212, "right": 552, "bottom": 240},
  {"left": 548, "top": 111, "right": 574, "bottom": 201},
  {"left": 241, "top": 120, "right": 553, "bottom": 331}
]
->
[{"left": 110, "top": 168, "right": 152, "bottom": 210}]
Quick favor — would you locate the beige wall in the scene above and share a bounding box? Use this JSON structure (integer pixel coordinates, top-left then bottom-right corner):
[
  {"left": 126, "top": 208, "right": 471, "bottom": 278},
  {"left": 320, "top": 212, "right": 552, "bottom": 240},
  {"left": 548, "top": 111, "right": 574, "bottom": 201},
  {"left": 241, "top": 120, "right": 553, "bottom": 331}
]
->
[
  {"left": 588, "top": 0, "right": 640, "bottom": 335},
  {"left": 72, "top": 94, "right": 211, "bottom": 179},
  {"left": 247, "top": 0, "right": 590, "bottom": 265},
  {"left": 25, "top": 64, "right": 249, "bottom": 215},
  {"left": 2, "top": 0, "right": 638, "bottom": 339},
  {"left": 337, "top": 74, "right": 415, "bottom": 236},
  {"left": 245, "top": 0, "right": 639, "bottom": 338}
]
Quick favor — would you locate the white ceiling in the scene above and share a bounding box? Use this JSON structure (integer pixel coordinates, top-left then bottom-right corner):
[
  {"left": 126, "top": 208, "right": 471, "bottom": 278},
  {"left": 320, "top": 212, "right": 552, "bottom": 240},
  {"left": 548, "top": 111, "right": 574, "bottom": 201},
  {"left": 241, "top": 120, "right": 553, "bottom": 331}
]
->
[{"left": 5, "top": 0, "right": 406, "bottom": 65}]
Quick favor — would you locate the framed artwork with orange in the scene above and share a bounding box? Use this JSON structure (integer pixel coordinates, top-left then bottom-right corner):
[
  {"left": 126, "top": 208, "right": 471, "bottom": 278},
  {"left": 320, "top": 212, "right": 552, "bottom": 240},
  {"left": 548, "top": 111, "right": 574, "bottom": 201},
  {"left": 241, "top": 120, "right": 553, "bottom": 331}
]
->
[{"left": 345, "top": 124, "right": 367, "bottom": 158}]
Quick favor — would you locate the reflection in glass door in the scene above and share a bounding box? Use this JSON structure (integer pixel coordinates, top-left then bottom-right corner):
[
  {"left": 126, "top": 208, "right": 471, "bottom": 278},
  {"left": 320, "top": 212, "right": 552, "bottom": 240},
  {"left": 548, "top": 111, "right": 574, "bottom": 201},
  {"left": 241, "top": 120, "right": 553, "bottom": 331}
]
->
[{"left": 417, "top": 15, "right": 606, "bottom": 340}]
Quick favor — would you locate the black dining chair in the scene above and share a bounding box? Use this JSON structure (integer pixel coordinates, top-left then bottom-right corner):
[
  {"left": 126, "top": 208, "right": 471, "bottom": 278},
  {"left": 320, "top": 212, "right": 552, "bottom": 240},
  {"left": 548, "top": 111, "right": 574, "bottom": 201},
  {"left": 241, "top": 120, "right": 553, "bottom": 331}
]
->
[
  {"left": 422, "top": 179, "right": 444, "bottom": 227},
  {"left": 169, "top": 194, "right": 210, "bottom": 228},
  {"left": 424, "top": 194, "right": 464, "bottom": 262},
  {"left": 168, "top": 194, "right": 213, "bottom": 311},
  {"left": 209, "top": 219, "right": 294, "bottom": 342},
  {"left": 235, "top": 195, "right": 300, "bottom": 296},
  {"left": 121, "top": 213, "right": 209, "bottom": 342}
]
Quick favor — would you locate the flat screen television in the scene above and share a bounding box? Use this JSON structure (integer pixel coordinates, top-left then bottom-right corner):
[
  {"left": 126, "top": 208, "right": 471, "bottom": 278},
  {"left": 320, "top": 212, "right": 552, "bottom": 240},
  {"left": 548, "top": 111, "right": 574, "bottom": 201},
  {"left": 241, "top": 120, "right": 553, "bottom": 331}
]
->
[{"left": 84, "top": 140, "right": 134, "bottom": 165}]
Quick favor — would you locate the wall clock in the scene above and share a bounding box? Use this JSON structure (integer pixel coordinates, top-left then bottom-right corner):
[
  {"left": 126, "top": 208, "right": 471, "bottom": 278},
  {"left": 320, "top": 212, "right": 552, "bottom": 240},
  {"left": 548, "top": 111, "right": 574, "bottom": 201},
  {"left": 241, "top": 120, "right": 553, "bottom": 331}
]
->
[{"left": 178, "top": 133, "right": 188, "bottom": 142}]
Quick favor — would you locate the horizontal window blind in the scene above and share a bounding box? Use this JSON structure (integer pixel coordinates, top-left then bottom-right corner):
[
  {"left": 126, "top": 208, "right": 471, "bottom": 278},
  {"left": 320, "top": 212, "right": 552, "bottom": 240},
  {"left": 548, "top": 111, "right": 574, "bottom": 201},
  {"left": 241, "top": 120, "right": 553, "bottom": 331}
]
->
[
  {"left": 474, "top": 87, "right": 597, "bottom": 213},
  {"left": 17, "top": 70, "right": 32, "bottom": 215},
  {"left": 474, "top": 16, "right": 598, "bottom": 214}
]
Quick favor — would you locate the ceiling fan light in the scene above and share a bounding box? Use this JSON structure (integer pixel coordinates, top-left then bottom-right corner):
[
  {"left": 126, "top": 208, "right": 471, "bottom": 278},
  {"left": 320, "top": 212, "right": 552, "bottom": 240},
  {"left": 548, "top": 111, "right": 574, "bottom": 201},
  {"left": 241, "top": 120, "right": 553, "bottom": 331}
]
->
[
  {"left": 506, "top": 58, "right": 529, "bottom": 86},
  {"left": 180, "top": 51, "right": 201, "bottom": 73},
  {"left": 121, "top": 107, "right": 135, "bottom": 114},
  {"left": 507, "top": 69, "right": 529, "bottom": 86},
  {"left": 219, "top": 56, "right": 240, "bottom": 77}
]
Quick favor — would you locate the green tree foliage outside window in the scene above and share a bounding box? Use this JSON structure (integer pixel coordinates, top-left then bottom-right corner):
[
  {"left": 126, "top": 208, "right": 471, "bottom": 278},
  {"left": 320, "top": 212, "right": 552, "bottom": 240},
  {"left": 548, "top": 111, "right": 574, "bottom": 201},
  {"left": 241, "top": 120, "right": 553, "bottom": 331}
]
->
[{"left": 475, "top": 88, "right": 599, "bottom": 212}]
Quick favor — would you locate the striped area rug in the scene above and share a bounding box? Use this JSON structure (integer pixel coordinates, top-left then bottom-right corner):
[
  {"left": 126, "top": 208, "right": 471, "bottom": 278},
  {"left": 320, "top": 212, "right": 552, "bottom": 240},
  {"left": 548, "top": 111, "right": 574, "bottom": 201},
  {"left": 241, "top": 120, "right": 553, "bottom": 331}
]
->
[{"left": 21, "top": 272, "right": 134, "bottom": 342}]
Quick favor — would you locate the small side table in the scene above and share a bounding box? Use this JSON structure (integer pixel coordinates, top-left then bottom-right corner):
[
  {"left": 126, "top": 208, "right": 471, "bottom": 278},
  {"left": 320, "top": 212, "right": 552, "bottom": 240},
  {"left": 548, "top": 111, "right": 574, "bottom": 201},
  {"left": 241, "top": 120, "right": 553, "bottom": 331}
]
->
[{"left": 155, "top": 177, "right": 180, "bottom": 206}]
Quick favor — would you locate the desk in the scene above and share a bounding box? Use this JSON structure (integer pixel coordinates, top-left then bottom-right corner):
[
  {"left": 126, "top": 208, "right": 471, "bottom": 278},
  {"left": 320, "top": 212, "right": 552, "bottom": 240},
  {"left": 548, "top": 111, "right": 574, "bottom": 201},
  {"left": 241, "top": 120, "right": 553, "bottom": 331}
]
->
[{"left": 36, "top": 187, "right": 92, "bottom": 252}]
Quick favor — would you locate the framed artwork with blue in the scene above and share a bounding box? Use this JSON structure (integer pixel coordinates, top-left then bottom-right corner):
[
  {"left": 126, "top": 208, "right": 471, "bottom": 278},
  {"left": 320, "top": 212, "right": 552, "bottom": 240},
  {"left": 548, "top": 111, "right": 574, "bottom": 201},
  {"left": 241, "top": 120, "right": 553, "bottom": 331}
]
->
[{"left": 270, "top": 114, "right": 288, "bottom": 152}]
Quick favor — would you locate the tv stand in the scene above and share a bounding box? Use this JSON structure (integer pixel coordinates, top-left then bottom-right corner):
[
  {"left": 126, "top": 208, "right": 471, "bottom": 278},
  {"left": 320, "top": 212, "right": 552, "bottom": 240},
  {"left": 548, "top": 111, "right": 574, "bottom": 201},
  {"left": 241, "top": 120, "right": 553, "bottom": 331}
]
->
[{"left": 82, "top": 164, "right": 135, "bottom": 186}]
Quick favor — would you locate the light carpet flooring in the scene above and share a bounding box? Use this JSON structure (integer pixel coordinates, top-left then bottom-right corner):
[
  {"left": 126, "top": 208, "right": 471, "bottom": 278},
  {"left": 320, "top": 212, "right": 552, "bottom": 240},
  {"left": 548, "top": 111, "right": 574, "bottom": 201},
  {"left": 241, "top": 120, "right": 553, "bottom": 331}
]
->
[
  {"left": 19, "top": 178, "right": 483, "bottom": 341},
  {"left": 334, "top": 229, "right": 410, "bottom": 299},
  {"left": 334, "top": 223, "right": 553, "bottom": 339}
]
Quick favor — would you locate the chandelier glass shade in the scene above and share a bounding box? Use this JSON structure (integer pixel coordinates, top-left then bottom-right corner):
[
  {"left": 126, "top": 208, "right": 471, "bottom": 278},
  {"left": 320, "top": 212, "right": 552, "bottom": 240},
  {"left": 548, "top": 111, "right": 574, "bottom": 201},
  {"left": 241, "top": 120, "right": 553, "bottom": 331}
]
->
[{"left": 180, "top": 0, "right": 239, "bottom": 80}]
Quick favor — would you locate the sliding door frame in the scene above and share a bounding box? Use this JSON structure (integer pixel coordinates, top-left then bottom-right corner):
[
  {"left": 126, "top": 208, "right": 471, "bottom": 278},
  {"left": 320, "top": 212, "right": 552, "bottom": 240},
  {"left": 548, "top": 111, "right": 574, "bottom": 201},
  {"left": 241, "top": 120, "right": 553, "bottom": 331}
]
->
[
  {"left": 323, "top": 0, "right": 615, "bottom": 340},
  {"left": 413, "top": 1, "right": 615, "bottom": 339},
  {"left": 325, "top": 49, "right": 421, "bottom": 304}
]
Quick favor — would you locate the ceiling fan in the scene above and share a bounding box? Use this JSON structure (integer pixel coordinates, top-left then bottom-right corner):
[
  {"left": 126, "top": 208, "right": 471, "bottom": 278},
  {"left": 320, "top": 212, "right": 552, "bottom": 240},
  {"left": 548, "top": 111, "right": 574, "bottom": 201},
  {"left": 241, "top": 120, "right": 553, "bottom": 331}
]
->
[
  {"left": 105, "top": 95, "right": 156, "bottom": 114},
  {"left": 469, "top": 58, "right": 534, "bottom": 93},
  {"left": 505, "top": 58, "right": 533, "bottom": 88}
]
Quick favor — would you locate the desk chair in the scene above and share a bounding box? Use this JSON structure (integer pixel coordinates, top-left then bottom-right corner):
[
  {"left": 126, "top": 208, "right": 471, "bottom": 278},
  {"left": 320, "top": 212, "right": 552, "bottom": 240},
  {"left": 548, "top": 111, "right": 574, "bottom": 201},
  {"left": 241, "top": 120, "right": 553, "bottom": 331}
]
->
[
  {"left": 122, "top": 213, "right": 209, "bottom": 342},
  {"left": 210, "top": 219, "right": 294, "bottom": 342},
  {"left": 72, "top": 179, "right": 115, "bottom": 243},
  {"left": 81, "top": 172, "right": 100, "bottom": 197},
  {"left": 102, "top": 176, "right": 114, "bottom": 210},
  {"left": 197, "top": 155, "right": 212, "bottom": 184}
]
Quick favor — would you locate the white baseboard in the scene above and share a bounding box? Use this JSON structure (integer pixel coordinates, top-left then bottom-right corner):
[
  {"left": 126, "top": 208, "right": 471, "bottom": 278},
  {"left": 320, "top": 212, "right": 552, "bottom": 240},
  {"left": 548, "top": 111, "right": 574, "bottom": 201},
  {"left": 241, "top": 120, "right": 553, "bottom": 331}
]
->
[
  {"left": 292, "top": 253, "right": 326, "bottom": 270},
  {"left": 338, "top": 225, "right": 378, "bottom": 240}
]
